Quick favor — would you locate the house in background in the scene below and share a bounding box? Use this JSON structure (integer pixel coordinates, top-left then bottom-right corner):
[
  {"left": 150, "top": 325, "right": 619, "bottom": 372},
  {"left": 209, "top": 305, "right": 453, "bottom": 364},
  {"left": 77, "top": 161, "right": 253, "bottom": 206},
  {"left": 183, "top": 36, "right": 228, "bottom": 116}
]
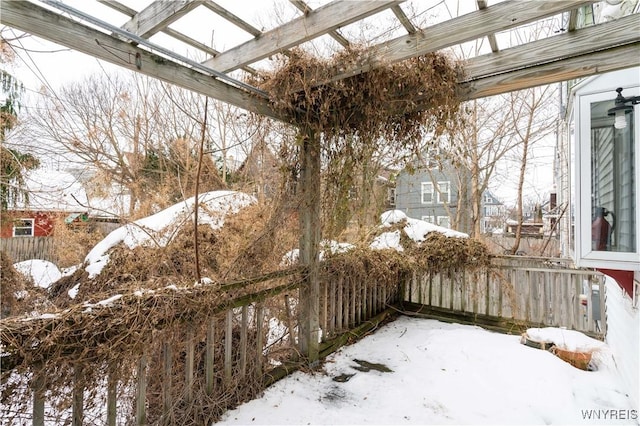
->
[
  {"left": 481, "top": 190, "right": 505, "bottom": 233},
  {"left": 0, "top": 169, "right": 89, "bottom": 238},
  {"left": 394, "top": 152, "right": 472, "bottom": 234}
]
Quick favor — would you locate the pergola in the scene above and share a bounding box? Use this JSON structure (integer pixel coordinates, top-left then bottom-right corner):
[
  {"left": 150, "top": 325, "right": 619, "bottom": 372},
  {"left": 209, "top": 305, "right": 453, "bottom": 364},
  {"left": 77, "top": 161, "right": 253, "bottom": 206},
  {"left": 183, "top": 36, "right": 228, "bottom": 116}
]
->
[{"left": 2, "top": 0, "right": 639, "bottom": 360}]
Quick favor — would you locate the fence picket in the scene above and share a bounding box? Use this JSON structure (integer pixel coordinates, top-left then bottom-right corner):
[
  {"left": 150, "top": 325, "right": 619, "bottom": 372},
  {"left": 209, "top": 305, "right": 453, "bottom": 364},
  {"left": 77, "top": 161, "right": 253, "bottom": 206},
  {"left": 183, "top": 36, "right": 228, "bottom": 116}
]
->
[
  {"left": 163, "top": 342, "right": 173, "bottom": 421},
  {"left": 32, "top": 368, "right": 45, "bottom": 426},
  {"left": 107, "top": 365, "right": 117, "bottom": 426},
  {"left": 135, "top": 355, "right": 147, "bottom": 426},
  {"left": 73, "top": 365, "right": 84, "bottom": 426},
  {"left": 206, "top": 318, "right": 215, "bottom": 395}
]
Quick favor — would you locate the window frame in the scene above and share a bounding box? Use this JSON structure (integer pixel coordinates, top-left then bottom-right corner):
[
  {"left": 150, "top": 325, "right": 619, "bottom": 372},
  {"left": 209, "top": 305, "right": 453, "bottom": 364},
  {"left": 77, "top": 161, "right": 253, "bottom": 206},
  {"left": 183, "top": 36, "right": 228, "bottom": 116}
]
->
[
  {"left": 421, "top": 182, "right": 434, "bottom": 204},
  {"left": 437, "top": 181, "right": 450, "bottom": 204},
  {"left": 13, "top": 218, "right": 35, "bottom": 237},
  {"left": 574, "top": 86, "right": 640, "bottom": 270}
]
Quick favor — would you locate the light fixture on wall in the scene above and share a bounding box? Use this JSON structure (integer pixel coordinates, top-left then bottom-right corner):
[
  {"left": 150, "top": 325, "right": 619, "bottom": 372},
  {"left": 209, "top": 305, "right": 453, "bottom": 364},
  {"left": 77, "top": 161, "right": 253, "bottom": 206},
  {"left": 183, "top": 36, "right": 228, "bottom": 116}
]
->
[{"left": 607, "top": 87, "right": 640, "bottom": 130}]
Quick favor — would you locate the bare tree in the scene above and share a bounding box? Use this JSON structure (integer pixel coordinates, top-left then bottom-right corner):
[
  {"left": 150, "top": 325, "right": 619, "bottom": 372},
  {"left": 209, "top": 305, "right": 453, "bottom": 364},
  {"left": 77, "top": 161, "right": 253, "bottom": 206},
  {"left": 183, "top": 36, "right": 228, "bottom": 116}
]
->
[
  {"left": 505, "top": 84, "right": 558, "bottom": 253},
  {"left": 29, "top": 72, "right": 224, "bottom": 218}
]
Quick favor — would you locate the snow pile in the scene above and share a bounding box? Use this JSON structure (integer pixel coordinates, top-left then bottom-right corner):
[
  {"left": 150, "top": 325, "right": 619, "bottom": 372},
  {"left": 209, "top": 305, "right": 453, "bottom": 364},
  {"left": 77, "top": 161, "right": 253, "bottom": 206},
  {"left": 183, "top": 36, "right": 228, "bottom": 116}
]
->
[
  {"left": 372, "top": 210, "right": 468, "bottom": 252},
  {"left": 370, "top": 229, "right": 402, "bottom": 251},
  {"left": 85, "top": 190, "right": 256, "bottom": 278},
  {"left": 13, "top": 260, "right": 62, "bottom": 289},
  {"left": 525, "top": 327, "right": 607, "bottom": 353},
  {"left": 281, "top": 240, "right": 355, "bottom": 266},
  {"left": 284, "top": 210, "right": 469, "bottom": 263}
]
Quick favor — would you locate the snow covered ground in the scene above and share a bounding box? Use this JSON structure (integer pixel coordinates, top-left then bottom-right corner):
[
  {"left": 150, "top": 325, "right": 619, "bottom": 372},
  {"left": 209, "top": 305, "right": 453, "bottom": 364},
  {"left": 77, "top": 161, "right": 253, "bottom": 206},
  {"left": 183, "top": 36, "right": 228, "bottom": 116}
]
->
[{"left": 218, "top": 316, "right": 638, "bottom": 425}]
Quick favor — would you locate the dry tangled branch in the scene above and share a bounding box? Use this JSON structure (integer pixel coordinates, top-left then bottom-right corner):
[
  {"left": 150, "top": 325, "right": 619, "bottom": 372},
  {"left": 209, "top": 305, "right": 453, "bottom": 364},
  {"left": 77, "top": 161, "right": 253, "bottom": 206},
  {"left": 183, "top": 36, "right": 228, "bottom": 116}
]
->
[{"left": 255, "top": 47, "right": 461, "bottom": 144}]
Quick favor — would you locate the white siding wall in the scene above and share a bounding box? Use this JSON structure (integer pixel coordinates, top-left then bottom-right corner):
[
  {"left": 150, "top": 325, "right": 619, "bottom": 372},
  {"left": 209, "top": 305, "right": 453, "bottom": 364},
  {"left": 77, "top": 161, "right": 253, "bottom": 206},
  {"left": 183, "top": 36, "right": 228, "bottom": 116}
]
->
[{"left": 605, "top": 276, "right": 639, "bottom": 411}]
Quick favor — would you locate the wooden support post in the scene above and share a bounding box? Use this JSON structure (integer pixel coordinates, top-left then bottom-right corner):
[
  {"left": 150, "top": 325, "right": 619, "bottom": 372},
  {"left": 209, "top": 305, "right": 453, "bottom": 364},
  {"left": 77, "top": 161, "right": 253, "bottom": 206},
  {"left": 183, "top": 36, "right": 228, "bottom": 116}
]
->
[
  {"left": 298, "top": 126, "right": 321, "bottom": 364},
  {"left": 135, "top": 354, "right": 147, "bottom": 426},
  {"left": 205, "top": 318, "right": 215, "bottom": 395}
]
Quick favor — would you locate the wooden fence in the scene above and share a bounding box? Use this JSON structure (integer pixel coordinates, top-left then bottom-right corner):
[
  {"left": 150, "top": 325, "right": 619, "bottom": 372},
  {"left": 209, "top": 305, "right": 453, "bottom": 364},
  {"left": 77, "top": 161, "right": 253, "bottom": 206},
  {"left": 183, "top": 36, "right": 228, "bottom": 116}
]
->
[
  {"left": 0, "top": 267, "right": 401, "bottom": 425},
  {"left": 0, "top": 255, "right": 603, "bottom": 425},
  {"left": 402, "top": 256, "right": 606, "bottom": 337},
  {"left": 0, "top": 237, "right": 57, "bottom": 263}
]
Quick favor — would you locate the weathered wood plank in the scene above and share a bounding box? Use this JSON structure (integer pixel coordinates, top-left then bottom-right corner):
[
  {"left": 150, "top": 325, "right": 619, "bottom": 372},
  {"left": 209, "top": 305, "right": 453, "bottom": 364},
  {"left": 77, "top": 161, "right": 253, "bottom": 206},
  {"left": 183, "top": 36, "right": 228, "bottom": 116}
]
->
[
  {"left": 336, "top": 277, "right": 344, "bottom": 331},
  {"left": 329, "top": 279, "right": 336, "bottom": 335},
  {"left": 284, "top": 294, "right": 296, "bottom": 345},
  {"left": 391, "top": 5, "right": 416, "bottom": 34},
  {"left": 459, "top": 44, "right": 640, "bottom": 101},
  {"left": 255, "top": 304, "right": 265, "bottom": 378},
  {"left": 107, "top": 365, "right": 117, "bottom": 426},
  {"left": 289, "top": 0, "right": 351, "bottom": 47},
  {"left": 120, "top": 0, "right": 202, "bottom": 38},
  {"left": 239, "top": 306, "right": 248, "bottom": 377},
  {"left": 163, "top": 342, "right": 173, "bottom": 419},
  {"left": 476, "top": 0, "right": 499, "bottom": 52},
  {"left": 224, "top": 310, "right": 233, "bottom": 384},
  {"left": 321, "top": 281, "right": 328, "bottom": 339},
  {"left": 135, "top": 355, "right": 147, "bottom": 426},
  {"left": 99, "top": 0, "right": 257, "bottom": 73},
  {"left": 32, "top": 369, "right": 45, "bottom": 426},
  {"left": 185, "top": 330, "right": 195, "bottom": 402},
  {"left": 201, "top": 0, "right": 262, "bottom": 37},
  {"left": 316, "top": 0, "right": 595, "bottom": 84},
  {"left": 73, "top": 366, "right": 84, "bottom": 426},
  {"left": 202, "top": 0, "right": 401, "bottom": 72},
  {"left": 0, "top": 1, "right": 281, "bottom": 120},
  {"left": 205, "top": 318, "right": 215, "bottom": 395},
  {"left": 464, "top": 14, "right": 640, "bottom": 82},
  {"left": 298, "top": 128, "right": 321, "bottom": 362}
]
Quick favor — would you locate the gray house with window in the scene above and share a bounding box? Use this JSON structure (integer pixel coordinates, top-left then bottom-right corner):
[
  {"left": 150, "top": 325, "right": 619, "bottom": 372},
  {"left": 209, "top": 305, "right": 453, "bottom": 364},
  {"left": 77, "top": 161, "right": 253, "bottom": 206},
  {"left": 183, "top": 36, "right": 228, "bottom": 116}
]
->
[{"left": 394, "top": 157, "right": 472, "bottom": 234}]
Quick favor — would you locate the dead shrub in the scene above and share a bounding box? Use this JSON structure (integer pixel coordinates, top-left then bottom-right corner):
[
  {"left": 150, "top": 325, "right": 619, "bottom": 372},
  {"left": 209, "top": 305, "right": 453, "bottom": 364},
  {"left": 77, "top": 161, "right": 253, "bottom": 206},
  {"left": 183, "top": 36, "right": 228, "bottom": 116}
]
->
[{"left": 409, "top": 232, "right": 491, "bottom": 273}]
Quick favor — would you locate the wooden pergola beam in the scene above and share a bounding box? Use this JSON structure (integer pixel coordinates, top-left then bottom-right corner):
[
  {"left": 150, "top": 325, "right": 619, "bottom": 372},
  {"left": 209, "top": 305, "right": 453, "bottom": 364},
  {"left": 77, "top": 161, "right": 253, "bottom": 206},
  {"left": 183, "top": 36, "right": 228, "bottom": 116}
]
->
[
  {"left": 0, "top": 0, "right": 281, "bottom": 120},
  {"left": 460, "top": 43, "right": 640, "bottom": 100},
  {"left": 120, "top": 0, "right": 203, "bottom": 39},
  {"left": 201, "top": 0, "right": 262, "bottom": 37},
  {"left": 476, "top": 0, "right": 499, "bottom": 52},
  {"left": 289, "top": 0, "right": 350, "bottom": 47},
  {"left": 319, "top": 0, "right": 595, "bottom": 84},
  {"left": 202, "top": 0, "right": 403, "bottom": 73},
  {"left": 98, "top": 0, "right": 258, "bottom": 73},
  {"left": 462, "top": 13, "right": 640, "bottom": 83},
  {"left": 391, "top": 5, "right": 416, "bottom": 34}
]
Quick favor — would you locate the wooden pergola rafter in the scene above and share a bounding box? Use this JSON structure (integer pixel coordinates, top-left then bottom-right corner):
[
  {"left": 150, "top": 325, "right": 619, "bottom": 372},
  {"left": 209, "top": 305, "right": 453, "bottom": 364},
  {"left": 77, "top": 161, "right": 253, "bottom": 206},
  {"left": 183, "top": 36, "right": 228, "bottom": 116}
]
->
[{"left": 4, "top": 0, "right": 638, "bottom": 114}]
